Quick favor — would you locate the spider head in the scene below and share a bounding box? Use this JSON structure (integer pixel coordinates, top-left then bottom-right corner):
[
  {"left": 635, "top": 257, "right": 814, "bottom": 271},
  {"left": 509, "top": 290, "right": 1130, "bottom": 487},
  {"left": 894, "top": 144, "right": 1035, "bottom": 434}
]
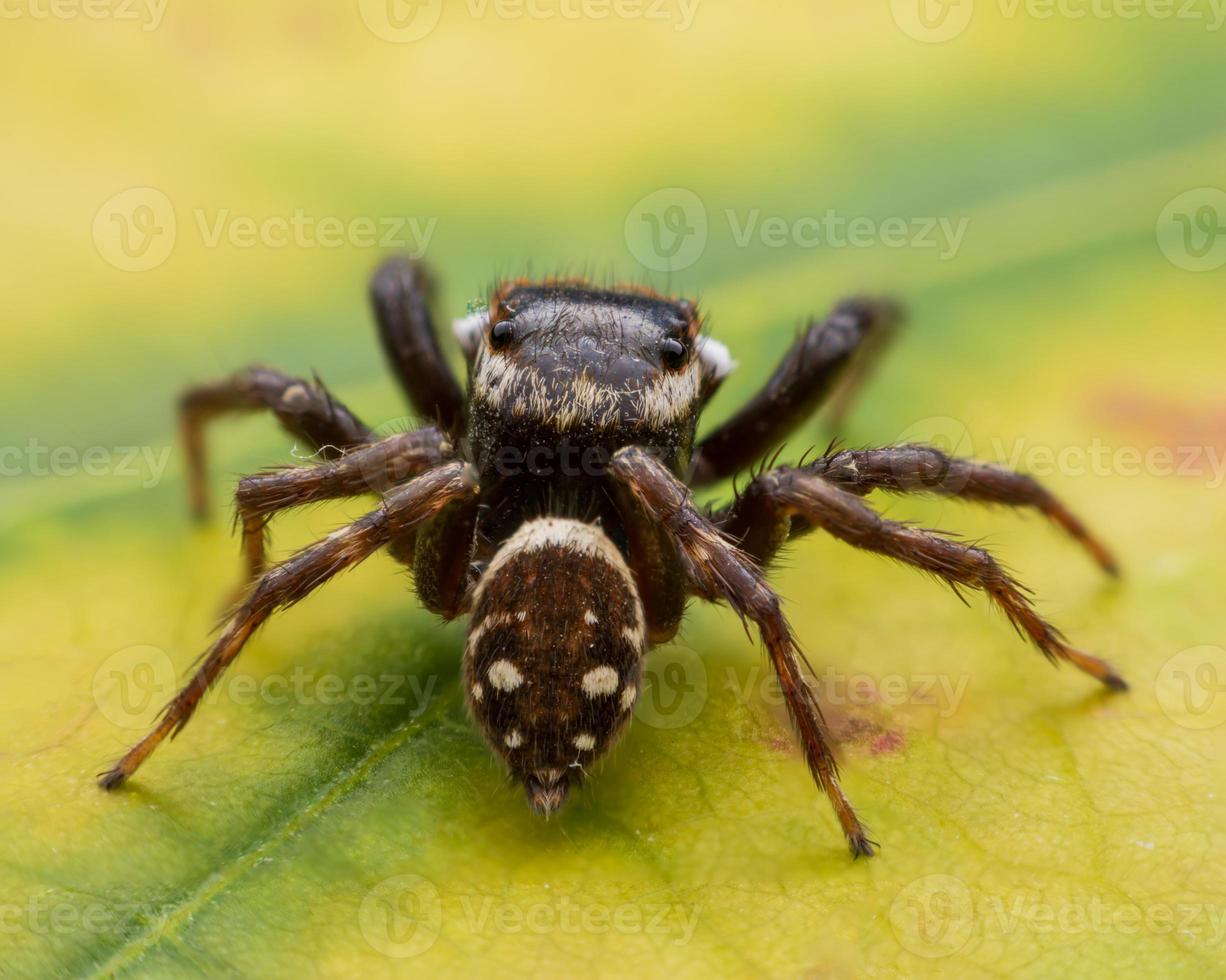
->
[{"left": 454, "top": 281, "right": 735, "bottom": 462}]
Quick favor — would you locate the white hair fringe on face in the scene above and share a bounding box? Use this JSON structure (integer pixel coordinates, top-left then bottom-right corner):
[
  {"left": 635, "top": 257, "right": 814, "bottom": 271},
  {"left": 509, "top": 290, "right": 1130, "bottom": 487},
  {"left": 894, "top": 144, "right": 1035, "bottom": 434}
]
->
[
  {"left": 455, "top": 305, "right": 736, "bottom": 380},
  {"left": 696, "top": 335, "right": 736, "bottom": 380},
  {"left": 452, "top": 307, "right": 489, "bottom": 358}
]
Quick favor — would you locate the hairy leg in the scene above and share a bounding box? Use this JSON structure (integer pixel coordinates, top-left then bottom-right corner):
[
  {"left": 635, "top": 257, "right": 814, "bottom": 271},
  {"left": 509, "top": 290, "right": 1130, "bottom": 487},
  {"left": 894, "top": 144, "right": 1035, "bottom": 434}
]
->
[
  {"left": 804, "top": 444, "right": 1118, "bottom": 575},
  {"left": 99, "top": 460, "right": 477, "bottom": 789},
  {"left": 721, "top": 464, "right": 1128, "bottom": 690},
  {"left": 180, "top": 366, "right": 371, "bottom": 519},
  {"left": 610, "top": 446, "right": 875, "bottom": 857},
  {"left": 718, "top": 445, "right": 1118, "bottom": 575},
  {"left": 369, "top": 257, "right": 467, "bottom": 437},
  {"left": 232, "top": 427, "right": 452, "bottom": 587},
  {"left": 689, "top": 298, "right": 899, "bottom": 486},
  {"left": 821, "top": 305, "right": 901, "bottom": 432}
]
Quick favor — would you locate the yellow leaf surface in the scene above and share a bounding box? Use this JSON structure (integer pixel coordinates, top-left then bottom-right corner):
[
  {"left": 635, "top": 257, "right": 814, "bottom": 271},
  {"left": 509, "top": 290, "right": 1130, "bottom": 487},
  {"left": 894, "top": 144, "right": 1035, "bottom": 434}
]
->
[{"left": 1, "top": 4, "right": 1224, "bottom": 977}]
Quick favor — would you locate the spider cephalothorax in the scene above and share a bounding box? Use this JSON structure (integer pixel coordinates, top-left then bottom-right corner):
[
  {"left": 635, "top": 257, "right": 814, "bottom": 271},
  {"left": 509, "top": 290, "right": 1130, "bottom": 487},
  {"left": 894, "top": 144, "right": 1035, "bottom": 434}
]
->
[
  {"left": 100, "top": 257, "right": 1127, "bottom": 858},
  {"left": 457, "top": 281, "right": 729, "bottom": 441}
]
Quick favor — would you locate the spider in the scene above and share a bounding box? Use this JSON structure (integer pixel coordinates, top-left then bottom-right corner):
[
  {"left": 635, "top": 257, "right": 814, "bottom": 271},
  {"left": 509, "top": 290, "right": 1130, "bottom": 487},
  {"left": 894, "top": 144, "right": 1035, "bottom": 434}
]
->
[{"left": 98, "top": 257, "right": 1127, "bottom": 858}]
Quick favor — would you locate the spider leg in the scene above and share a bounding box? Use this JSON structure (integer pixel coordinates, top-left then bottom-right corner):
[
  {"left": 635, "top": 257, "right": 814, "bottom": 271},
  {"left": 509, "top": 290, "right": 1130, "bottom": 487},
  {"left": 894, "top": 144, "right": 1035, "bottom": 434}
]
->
[
  {"left": 231, "top": 426, "right": 453, "bottom": 593},
  {"left": 719, "top": 464, "right": 1128, "bottom": 691},
  {"left": 609, "top": 447, "right": 876, "bottom": 858},
  {"left": 820, "top": 305, "right": 901, "bottom": 432},
  {"left": 802, "top": 444, "right": 1119, "bottom": 576},
  {"left": 180, "top": 366, "right": 371, "bottom": 520},
  {"left": 98, "top": 460, "right": 477, "bottom": 789},
  {"left": 689, "top": 298, "right": 899, "bottom": 486},
  {"left": 369, "top": 257, "right": 468, "bottom": 437}
]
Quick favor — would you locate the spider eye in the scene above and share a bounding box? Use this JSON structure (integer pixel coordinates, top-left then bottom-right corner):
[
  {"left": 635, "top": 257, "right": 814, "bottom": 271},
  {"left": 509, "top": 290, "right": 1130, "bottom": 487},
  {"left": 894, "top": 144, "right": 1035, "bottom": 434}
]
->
[
  {"left": 660, "top": 336, "right": 688, "bottom": 370},
  {"left": 489, "top": 319, "right": 514, "bottom": 351}
]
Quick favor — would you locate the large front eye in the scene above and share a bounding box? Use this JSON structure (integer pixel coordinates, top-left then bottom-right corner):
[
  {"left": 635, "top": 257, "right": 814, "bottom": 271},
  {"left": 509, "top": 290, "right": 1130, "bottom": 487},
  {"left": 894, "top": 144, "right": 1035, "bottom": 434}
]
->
[
  {"left": 489, "top": 319, "right": 514, "bottom": 351},
  {"left": 660, "top": 336, "right": 688, "bottom": 371}
]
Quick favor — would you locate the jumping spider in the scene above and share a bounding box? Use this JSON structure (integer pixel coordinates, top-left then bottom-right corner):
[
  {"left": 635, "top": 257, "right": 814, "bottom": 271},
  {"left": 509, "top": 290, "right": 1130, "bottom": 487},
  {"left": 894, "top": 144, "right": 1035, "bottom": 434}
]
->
[{"left": 99, "top": 257, "right": 1127, "bottom": 857}]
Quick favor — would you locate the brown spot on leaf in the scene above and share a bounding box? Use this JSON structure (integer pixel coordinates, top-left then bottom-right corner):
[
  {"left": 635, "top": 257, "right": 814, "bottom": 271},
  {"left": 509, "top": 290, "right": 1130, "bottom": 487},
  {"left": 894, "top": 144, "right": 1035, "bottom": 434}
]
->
[
  {"left": 768, "top": 734, "right": 792, "bottom": 753},
  {"left": 1091, "top": 388, "right": 1226, "bottom": 462},
  {"left": 831, "top": 715, "right": 882, "bottom": 744},
  {"left": 870, "top": 730, "right": 905, "bottom": 755}
]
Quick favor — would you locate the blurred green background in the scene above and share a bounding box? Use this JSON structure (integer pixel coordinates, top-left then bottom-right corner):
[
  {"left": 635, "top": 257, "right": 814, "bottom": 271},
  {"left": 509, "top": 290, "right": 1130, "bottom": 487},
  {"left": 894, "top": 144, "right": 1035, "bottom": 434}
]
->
[{"left": 2, "top": 2, "right": 1225, "bottom": 977}]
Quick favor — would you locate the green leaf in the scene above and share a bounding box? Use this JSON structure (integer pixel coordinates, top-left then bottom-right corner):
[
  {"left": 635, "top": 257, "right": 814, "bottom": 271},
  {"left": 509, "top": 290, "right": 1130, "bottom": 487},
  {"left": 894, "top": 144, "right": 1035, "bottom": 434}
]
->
[{"left": 3, "top": 10, "right": 1225, "bottom": 977}]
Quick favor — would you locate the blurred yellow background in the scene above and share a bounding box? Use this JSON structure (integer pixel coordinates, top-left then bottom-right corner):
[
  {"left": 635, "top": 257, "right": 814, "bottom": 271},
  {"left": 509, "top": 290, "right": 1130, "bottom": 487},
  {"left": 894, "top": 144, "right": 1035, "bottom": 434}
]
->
[{"left": 2, "top": 2, "right": 1225, "bottom": 977}]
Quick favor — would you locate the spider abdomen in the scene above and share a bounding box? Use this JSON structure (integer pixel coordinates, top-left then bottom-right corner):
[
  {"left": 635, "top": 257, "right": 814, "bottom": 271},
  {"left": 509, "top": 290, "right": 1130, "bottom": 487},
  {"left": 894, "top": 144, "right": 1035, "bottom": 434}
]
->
[{"left": 463, "top": 516, "right": 647, "bottom": 815}]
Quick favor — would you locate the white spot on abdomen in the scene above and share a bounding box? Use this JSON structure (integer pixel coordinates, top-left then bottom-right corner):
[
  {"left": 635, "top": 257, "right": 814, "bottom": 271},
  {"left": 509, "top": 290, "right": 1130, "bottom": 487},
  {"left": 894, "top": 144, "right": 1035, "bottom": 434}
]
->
[
  {"left": 573, "top": 733, "right": 596, "bottom": 751},
  {"left": 581, "top": 666, "right": 619, "bottom": 697},
  {"left": 488, "top": 659, "right": 524, "bottom": 692}
]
